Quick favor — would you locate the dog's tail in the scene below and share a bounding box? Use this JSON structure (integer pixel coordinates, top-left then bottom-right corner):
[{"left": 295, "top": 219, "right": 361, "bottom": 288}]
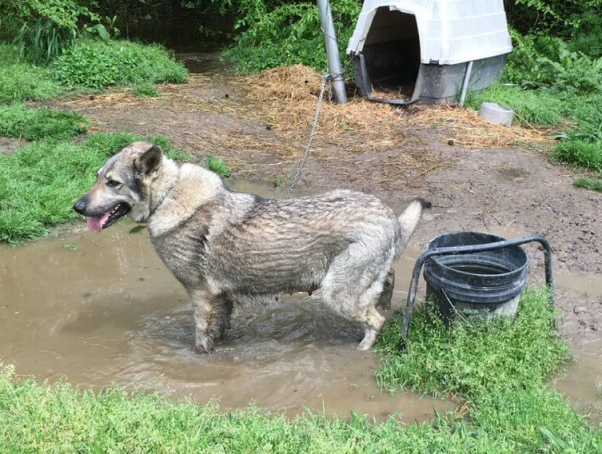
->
[{"left": 398, "top": 198, "right": 432, "bottom": 242}]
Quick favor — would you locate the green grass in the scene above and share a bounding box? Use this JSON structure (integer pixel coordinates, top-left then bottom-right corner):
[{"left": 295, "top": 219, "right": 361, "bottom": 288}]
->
[
  {"left": 1, "top": 290, "right": 600, "bottom": 452},
  {"left": 466, "top": 84, "right": 566, "bottom": 126},
  {"left": 0, "top": 133, "right": 186, "bottom": 243},
  {"left": 134, "top": 82, "right": 160, "bottom": 98},
  {"left": 574, "top": 176, "right": 602, "bottom": 192},
  {"left": 54, "top": 39, "right": 188, "bottom": 90},
  {"left": 554, "top": 139, "right": 602, "bottom": 172},
  {"left": 376, "top": 288, "right": 567, "bottom": 398},
  {"left": 0, "top": 44, "right": 63, "bottom": 103},
  {"left": 205, "top": 155, "right": 231, "bottom": 177},
  {"left": 0, "top": 104, "right": 87, "bottom": 140}
]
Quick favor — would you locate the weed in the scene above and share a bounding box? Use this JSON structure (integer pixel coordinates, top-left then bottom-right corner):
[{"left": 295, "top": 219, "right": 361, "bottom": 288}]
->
[
  {"left": 0, "top": 104, "right": 87, "bottom": 140},
  {"left": 54, "top": 39, "right": 188, "bottom": 89},
  {"left": 0, "top": 133, "right": 186, "bottom": 243},
  {"left": 205, "top": 155, "right": 231, "bottom": 177},
  {"left": 222, "top": 0, "right": 361, "bottom": 73},
  {"left": 62, "top": 243, "right": 78, "bottom": 251},
  {"left": 273, "top": 177, "right": 282, "bottom": 188},
  {"left": 573, "top": 176, "right": 602, "bottom": 192}
]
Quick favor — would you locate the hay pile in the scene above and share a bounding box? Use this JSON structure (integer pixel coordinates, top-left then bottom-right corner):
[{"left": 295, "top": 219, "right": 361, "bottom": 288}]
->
[
  {"left": 243, "top": 65, "right": 418, "bottom": 154},
  {"left": 245, "top": 65, "right": 553, "bottom": 152}
]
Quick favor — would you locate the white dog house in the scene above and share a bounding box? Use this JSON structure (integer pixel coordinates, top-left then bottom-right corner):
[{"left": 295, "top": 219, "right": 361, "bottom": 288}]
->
[{"left": 346, "top": 0, "right": 512, "bottom": 104}]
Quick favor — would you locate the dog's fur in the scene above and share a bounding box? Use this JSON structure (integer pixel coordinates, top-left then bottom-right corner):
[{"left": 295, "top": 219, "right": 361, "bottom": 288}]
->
[{"left": 74, "top": 142, "right": 430, "bottom": 353}]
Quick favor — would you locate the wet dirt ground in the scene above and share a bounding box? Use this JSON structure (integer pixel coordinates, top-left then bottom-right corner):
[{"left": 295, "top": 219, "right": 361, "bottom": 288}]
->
[{"left": 10, "top": 51, "right": 602, "bottom": 421}]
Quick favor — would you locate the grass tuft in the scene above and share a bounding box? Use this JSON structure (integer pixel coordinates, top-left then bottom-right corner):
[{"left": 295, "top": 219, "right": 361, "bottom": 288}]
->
[
  {"left": 376, "top": 288, "right": 567, "bottom": 398},
  {"left": 555, "top": 139, "right": 602, "bottom": 172},
  {"left": 574, "top": 176, "right": 602, "bottom": 192},
  {"left": 0, "top": 104, "right": 87, "bottom": 140},
  {"left": 0, "top": 133, "right": 186, "bottom": 243},
  {"left": 134, "top": 82, "right": 160, "bottom": 98},
  {"left": 205, "top": 155, "right": 231, "bottom": 177}
]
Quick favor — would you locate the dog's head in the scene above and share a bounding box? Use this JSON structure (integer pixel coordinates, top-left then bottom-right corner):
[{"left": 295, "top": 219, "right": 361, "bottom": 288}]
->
[{"left": 73, "top": 141, "right": 163, "bottom": 232}]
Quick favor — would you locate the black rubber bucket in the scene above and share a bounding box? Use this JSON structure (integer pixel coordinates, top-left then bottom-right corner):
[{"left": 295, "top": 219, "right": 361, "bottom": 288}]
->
[{"left": 423, "top": 232, "right": 529, "bottom": 322}]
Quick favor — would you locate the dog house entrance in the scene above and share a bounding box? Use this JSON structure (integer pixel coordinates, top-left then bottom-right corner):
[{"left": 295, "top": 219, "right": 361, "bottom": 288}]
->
[{"left": 353, "top": 8, "right": 420, "bottom": 104}]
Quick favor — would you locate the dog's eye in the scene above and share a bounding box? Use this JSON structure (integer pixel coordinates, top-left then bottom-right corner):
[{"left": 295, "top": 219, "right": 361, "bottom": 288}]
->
[{"left": 106, "top": 180, "right": 121, "bottom": 188}]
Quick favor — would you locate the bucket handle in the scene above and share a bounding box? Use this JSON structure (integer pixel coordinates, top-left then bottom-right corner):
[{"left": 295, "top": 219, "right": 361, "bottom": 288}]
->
[{"left": 399, "top": 234, "right": 554, "bottom": 351}]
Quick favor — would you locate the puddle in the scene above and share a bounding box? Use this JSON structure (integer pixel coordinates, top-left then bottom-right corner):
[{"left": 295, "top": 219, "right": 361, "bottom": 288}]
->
[
  {"left": 176, "top": 51, "right": 232, "bottom": 75},
  {"left": 553, "top": 340, "right": 602, "bottom": 426},
  {"left": 0, "top": 182, "right": 450, "bottom": 422}
]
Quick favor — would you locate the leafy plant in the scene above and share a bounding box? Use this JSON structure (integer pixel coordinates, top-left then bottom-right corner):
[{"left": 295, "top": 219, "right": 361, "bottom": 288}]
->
[
  {"left": 53, "top": 39, "right": 188, "bottom": 89},
  {"left": 3, "top": 0, "right": 97, "bottom": 63},
  {"left": 223, "top": 0, "right": 361, "bottom": 73}
]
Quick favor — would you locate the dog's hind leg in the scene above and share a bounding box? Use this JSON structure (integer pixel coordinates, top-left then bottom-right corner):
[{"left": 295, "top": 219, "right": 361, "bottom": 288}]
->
[
  {"left": 376, "top": 269, "right": 395, "bottom": 311},
  {"left": 321, "top": 245, "right": 390, "bottom": 351},
  {"left": 356, "top": 282, "right": 387, "bottom": 351}
]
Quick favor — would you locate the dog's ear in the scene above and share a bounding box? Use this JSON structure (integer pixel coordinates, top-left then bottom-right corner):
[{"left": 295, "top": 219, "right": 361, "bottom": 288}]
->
[{"left": 134, "top": 144, "right": 163, "bottom": 179}]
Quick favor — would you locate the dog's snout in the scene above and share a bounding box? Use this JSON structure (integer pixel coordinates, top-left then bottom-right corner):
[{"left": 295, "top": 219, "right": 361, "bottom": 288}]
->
[{"left": 73, "top": 197, "right": 88, "bottom": 215}]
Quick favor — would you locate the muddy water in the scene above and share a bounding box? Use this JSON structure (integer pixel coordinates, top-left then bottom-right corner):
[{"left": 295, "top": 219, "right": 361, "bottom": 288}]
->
[{"left": 0, "top": 180, "right": 452, "bottom": 421}]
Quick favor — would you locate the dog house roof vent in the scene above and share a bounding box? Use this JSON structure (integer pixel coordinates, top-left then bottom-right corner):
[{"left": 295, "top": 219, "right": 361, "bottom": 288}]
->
[{"left": 347, "top": 0, "right": 512, "bottom": 104}]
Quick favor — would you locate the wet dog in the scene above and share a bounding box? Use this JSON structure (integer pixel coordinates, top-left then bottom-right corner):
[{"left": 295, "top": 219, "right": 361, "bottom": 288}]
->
[{"left": 74, "top": 142, "right": 430, "bottom": 353}]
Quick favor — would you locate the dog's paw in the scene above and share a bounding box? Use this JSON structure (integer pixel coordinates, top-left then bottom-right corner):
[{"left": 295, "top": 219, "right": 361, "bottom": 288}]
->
[{"left": 193, "top": 344, "right": 213, "bottom": 355}]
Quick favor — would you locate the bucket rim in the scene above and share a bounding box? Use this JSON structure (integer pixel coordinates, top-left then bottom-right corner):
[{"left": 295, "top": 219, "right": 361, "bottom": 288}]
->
[{"left": 425, "top": 230, "right": 529, "bottom": 278}]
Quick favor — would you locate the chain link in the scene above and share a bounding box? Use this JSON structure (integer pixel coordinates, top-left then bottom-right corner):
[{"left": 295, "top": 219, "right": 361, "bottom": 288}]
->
[{"left": 285, "top": 73, "right": 329, "bottom": 200}]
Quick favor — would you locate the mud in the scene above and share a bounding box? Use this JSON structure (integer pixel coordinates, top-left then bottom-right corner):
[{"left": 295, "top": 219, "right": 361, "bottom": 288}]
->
[{"left": 29, "top": 51, "right": 602, "bottom": 420}]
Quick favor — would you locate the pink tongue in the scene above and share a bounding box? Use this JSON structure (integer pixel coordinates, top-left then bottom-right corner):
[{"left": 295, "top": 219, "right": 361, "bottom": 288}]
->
[{"left": 87, "top": 212, "right": 110, "bottom": 233}]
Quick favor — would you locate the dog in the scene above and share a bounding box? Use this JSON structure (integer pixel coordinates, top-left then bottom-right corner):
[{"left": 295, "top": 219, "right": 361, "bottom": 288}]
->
[{"left": 74, "top": 142, "right": 430, "bottom": 353}]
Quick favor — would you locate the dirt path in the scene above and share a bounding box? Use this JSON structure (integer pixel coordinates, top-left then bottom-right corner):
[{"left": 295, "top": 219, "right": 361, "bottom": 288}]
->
[{"left": 45, "top": 54, "right": 601, "bottom": 412}]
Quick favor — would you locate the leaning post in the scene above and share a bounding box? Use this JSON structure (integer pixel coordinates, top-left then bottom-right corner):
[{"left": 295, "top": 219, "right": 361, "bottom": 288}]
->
[{"left": 317, "top": 0, "right": 347, "bottom": 104}]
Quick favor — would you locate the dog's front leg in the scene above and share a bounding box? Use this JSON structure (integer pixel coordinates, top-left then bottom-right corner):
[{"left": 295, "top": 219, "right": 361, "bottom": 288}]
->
[{"left": 191, "top": 289, "right": 217, "bottom": 354}]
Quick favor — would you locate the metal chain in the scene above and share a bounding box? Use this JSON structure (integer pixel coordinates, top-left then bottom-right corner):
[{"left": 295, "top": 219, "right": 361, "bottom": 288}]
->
[{"left": 285, "top": 73, "right": 329, "bottom": 200}]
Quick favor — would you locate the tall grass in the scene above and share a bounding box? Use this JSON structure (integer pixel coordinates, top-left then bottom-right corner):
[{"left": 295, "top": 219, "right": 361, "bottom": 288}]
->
[
  {"left": 15, "top": 19, "right": 76, "bottom": 64},
  {"left": 0, "top": 133, "right": 185, "bottom": 243}
]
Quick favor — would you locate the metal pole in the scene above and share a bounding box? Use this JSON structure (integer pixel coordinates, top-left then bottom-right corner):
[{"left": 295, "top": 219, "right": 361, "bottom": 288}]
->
[
  {"left": 459, "top": 60, "right": 473, "bottom": 107},
  {"left": 317, "top": 0, "right": 347, "bottom": 104}
]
